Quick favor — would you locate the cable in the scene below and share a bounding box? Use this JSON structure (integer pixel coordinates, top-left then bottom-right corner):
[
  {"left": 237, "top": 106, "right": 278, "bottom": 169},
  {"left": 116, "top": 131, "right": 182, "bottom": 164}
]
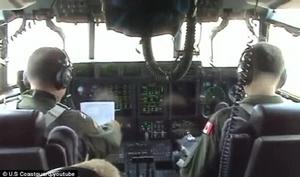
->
[
  {"left": 1, "top": 18, "right": 37, "bottom": 68},
  {"left": 0, "top": 18, "right": 35, "bottom": 66},
  {"left": 218, "top": 45, "right": 253, "bottom": 177},
  {"left": 2, "top": 17, "right": 37, "bottom": 47},
  {"left": 218, "top": 44, "right": 253, "bottom": 177},
  {"left": 245, "top": 18, "right": 258, "bottom": 39},
  {"left": 142, "top": 0, "right": 197, "bottom": 81}
]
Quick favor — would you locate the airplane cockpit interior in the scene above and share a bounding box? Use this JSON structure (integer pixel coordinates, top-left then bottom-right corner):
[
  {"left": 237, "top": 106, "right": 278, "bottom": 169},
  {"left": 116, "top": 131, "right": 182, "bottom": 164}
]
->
[{"left": 0, "top": 0, "right": 300, "bottom": 177}]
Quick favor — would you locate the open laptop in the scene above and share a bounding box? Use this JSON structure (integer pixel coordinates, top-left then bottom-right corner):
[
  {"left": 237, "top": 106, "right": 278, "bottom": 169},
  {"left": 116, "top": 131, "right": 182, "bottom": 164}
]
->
[{"left": 80, "top": 101, "right": 115, "bottom": 125}]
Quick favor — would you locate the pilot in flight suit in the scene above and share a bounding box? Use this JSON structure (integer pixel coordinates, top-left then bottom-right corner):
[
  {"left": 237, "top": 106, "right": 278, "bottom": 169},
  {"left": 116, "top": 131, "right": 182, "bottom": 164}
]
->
[
  {"left": 17, "top": 47, "right": 122, "bottom": 161},
  {"left": 179, "top": 42, "right": 286, "bottom": 177}
]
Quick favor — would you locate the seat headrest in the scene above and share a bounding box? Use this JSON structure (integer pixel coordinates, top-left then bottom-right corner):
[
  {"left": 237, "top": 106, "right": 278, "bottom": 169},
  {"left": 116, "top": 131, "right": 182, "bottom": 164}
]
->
[
  {"left": 48, "top": 126, "right": 78, "bottom": 142},
  {"left": 47, "top": 126, "right": 79, "bottom": 164},
  {"left": 0, "top": 110, "right": 46, "bottom": 146},
  {"left": 249, "top": 103, "right": 300, "bottom": 136}
]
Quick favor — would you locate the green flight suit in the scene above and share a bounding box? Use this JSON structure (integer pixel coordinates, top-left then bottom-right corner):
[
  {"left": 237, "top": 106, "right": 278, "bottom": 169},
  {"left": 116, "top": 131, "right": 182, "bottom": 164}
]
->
[
  {"left": 17, "top": 89, "right": 122, "bottom": 160},
  {"left": 180, "top": 95, "right": 283, "bottom": 177}
]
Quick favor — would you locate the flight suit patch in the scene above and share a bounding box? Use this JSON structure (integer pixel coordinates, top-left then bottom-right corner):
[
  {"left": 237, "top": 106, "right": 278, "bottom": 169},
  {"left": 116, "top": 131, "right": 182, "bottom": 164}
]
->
[{"left": 202, "top": 121, "right": 214, "bottom": 135}]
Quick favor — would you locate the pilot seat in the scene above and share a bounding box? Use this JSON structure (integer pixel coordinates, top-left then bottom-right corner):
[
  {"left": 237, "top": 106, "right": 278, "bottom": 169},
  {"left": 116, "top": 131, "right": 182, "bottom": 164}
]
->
[
  {"left": 0, "top": 109, "right": 79, "bottom": 170},
  {"left": 220, "top": 103, "right": 300, "bottom": 177}
]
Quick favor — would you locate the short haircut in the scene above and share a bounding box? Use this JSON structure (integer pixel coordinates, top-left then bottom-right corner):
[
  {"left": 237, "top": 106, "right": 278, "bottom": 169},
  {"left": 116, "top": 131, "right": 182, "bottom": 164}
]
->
[
  {"left": 250, "top": 42, "right": 285, "bottom": 78},
  {"left": 26, "top": 47, "right": 67, "bottom": 84}
]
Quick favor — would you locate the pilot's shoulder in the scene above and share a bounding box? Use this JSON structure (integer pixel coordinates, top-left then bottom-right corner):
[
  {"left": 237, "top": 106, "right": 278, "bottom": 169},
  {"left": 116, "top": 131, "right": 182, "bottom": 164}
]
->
[
  {"left": 203, "top": 107, "right": 232, "bottom": 136},
  {"left": 61, "top": 108, "right": 91, "bottom": 121},
  {"left": 209, "top": 107, "right": 232, "bottom": 122},
  {"left": 56, "top": 103, "right": 90, "bottom": 119},
  {"left": 56, "top": 102, "right": 71, "bottom": 110}
]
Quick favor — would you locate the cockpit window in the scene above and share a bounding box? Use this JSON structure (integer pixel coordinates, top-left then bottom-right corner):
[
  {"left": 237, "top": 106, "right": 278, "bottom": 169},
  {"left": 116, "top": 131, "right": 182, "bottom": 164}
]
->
[
  {"left": 195, "top": 19, "right": 259, "bottom": 67},
  {"left": 269, "top": 24, "right": 300, "bottom": 96},
  {"left": 267, "top": 9, "right": 300, "bottom": 29},
  {"left": 94, "top": 23, "right": 174, "bottom": 62},
  {"left": 7, "top": 19, "right": 63, "bottom": 85},
  {"left": 94, "top": 24, "right": 143, "bottom": 61},
  {"left": 7, "top": 19, "right": 88, "bottom": 85},
  {"left": 91, "top": 19, "right": 259, "bottom": 66},
  {"left": 7, "top": 18, "right": 258, "bottom": 85}
]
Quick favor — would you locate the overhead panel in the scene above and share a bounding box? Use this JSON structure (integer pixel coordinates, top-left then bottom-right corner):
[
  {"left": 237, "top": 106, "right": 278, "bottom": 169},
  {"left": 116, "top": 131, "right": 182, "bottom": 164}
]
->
[
  {"left": 54, "top": 0, "right": 103, "bottom": 23},
  {"left": 103, "top": 0, "right": 190, "bottom": 37}
]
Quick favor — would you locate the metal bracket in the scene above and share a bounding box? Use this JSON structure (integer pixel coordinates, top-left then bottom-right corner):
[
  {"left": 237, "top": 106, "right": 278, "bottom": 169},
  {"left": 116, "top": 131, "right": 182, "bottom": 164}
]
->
[{"left": 210, "top": 17, "right": 229, "bottom": 66}]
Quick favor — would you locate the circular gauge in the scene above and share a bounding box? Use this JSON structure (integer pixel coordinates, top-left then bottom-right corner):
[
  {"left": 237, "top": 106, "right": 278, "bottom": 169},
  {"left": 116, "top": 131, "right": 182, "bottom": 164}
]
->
[{"left": 203, "top": 86, "right": 226, "bottom": 104}]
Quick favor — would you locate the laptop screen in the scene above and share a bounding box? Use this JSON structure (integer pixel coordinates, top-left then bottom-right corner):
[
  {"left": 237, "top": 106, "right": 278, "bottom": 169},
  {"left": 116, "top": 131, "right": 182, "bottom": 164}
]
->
[{"left": 80, "top": 101, "right": 115, "bottom": 125}]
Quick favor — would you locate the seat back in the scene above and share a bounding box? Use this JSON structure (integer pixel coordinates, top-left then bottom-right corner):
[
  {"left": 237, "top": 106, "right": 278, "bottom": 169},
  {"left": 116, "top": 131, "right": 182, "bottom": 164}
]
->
[
  {"left": 227, "top": 134, "right": 253, "bottom": 177},
  {"left": 0, "top": 109, "right": 78, "bottom": 170},
  {"left": 249, "top": 103, "right": 300, "bottom": 136},
  {"left": 47, "top": 126, "right": 79, "bottom": 167},
  {"left": 244, "top": 135, "right": 300, "bottom": 177},
  {"left": 0, "top": 109, "right": 48, "bottom": 170},
  {"left": 0, "top": 109, "right": 45, "bottom": 147},
  {"left": 221, "top": 103, "right": 300, "bottom": 177},
  {"left": 0, "top": 147, "right": 48, "bottom": 170}
]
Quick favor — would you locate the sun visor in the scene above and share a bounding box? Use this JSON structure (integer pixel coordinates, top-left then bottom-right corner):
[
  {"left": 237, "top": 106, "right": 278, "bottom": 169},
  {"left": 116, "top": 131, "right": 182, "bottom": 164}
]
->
[
  {"left": 246, "top": 0, "right": 289, "bottom": 9},
  {"left": 278, "top": 0, "right": 300, "bottom": 9},
  {"left": 103, "top": 0, "right": 190, "bottom": 37},
  {"left": 0, "top": 0, "right": 36, "bottom": 10}
]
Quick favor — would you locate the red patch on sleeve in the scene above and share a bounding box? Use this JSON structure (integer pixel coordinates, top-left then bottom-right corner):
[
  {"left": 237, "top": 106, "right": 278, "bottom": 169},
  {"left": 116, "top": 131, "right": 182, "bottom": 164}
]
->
[{"left": 202, "top": 121, "right": 214, "bottom": 135}]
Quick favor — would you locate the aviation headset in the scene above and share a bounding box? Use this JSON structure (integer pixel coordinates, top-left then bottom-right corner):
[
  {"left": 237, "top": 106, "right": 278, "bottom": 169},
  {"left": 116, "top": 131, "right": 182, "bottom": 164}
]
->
[
  {"left": 238, "top": 44, "right": 287, "bottom": 88},
  {"left": 25, "top": 48, "right": 73, "bottom": 90},
  {"left": 55, "top": 50, "right": 73, "bottom": 89}
]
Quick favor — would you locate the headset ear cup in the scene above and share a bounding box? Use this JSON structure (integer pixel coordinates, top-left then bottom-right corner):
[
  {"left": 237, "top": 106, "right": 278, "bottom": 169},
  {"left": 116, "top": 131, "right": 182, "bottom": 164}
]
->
[
  {"left": 55, "top": 50, "right": 73, "bottom": 89},
  {"left": 62, "top": 69, "right": 72, "bottom": 88},
  {"left": 55, "top": 69, "right": 64, "bottom": 89},
  {"left": 56, "top": 68, "right": 72, "bottom": 89},
  {"left": 277, "top": 69, "right": 287, "bottom": 89}
]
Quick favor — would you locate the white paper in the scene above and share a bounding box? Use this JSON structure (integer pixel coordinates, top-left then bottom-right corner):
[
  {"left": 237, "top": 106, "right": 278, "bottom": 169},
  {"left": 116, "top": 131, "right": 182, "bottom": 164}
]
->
[{"left": 80, "top": 101, "right": 115, "bottom": 125}]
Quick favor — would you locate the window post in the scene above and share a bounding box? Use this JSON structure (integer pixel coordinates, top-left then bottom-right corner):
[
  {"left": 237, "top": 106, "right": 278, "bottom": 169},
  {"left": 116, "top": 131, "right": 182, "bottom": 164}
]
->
[
  {"left": 89, "top": 21, "right": 95, "bottom": 60},
  {"left": 0, "top": 24, "right": 8, "bottom": 92}
]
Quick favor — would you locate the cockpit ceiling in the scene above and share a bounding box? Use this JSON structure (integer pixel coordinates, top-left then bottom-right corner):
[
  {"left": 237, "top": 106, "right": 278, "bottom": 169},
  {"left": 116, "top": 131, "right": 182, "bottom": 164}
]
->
[
  {"left": 0, "top": 0, "right": 297, "bottom": 32},
  {"left": 0, "top": 0, "right": 296, "bottom": 11}
]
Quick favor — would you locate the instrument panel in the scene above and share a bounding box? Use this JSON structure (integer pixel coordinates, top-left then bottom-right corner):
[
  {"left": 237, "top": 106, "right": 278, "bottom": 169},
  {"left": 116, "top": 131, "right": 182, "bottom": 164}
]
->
[{"left": 70, "top": 61, "right": 237, "bottom": 177}]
